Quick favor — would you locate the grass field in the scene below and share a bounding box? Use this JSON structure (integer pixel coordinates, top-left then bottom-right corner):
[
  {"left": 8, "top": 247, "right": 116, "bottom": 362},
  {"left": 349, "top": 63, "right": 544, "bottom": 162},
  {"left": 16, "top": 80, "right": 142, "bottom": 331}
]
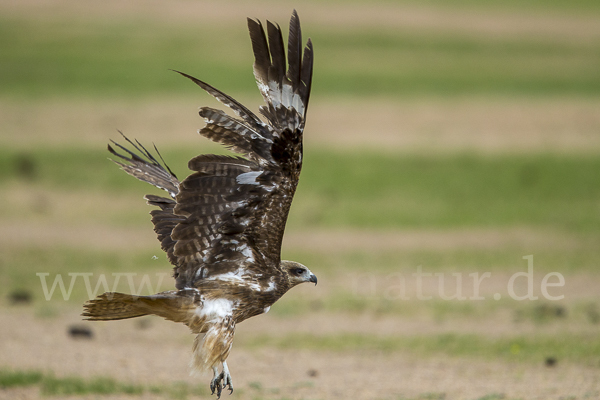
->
[
  {"left": 2, "top": 14, "right": 600, "bottom": 99},
  {"left": 1, "top": 1, "right": 599, "bottom": 399}
]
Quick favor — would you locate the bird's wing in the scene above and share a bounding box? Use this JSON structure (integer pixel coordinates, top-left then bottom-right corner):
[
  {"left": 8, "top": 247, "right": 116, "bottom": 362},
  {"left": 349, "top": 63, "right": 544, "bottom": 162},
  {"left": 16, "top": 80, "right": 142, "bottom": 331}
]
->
[
  {"left": 110, "top": 11, "right": 313, "bottom": 290},
  {"left": 171, "top": 10, "right": 313, "bottom": 289}
]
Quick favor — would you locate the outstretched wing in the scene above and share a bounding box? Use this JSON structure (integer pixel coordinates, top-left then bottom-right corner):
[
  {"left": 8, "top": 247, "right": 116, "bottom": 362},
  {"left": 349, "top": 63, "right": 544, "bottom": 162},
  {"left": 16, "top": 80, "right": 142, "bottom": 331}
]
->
[{"left": 112, "top": 11, "right": 313, "bottom": 290}]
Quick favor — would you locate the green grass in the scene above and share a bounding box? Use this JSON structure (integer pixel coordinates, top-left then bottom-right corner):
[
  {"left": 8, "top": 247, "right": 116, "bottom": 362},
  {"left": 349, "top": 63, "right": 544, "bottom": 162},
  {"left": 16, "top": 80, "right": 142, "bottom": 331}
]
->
[
  {"left": 0, "top": 369, "right": 43, "bottom": 388},
  {"left": 1, "top": 15, "right": 599, "bottom": 99},
  {"left": 316, "top": 30, "right": 600, "bottom": 98},
  {"left": 2, "top": 147, "right": 599, "bottom": 232},
  {"left": 0, "top": 369, "right": 207, "bottom": 398},
  {"left": 41, "top": 375, "right": 144, "bottom": 396},
  {"left": 297, "top": 151, "right": 600, "bottom": 232},
  {"left": 243, "top": 332, "right": 600, "bottom": 366}
]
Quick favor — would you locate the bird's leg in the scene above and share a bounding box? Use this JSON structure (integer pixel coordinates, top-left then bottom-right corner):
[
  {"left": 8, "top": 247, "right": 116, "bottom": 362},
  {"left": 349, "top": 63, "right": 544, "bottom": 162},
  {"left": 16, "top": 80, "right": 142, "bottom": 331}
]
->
[
  {"left": 222, "top": 361, "right": 233, "bottom": 394},
  {"left": 209, "top": 362, "right": 233, "bottom": 398},
  {"left": 210, "top": 366, "right": 222, "bottom": 398}
]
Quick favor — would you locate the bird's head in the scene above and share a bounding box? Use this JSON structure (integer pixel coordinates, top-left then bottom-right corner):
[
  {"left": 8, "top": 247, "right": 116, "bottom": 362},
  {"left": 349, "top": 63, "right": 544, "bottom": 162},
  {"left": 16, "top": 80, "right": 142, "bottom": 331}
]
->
[{"left": 280, "top": 260, "right": 317, "bottom": 288}]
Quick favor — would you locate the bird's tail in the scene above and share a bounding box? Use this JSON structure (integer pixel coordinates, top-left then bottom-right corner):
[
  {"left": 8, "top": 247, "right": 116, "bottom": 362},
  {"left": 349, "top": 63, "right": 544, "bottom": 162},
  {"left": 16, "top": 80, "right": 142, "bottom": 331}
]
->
[
  {"left": 82, "top": 291, "right": 194, "bottom": 323},
  {"left": 82, "top": 292, "right": 149, "bottom": 321}
]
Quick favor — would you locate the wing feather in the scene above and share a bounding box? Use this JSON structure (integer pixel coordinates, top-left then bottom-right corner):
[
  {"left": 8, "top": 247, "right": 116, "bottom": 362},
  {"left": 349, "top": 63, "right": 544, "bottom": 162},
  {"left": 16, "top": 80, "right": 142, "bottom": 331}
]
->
[
  {"left": 172, "top": 70, "right": 266, "bottom": 131},
  {"left": 287, "top": 11, "right": 302, "bottom": 88},
  {"left": 197, "top": 108, "right": 274, "bottom": 164},
  {"left": 266, "top": 21, "right": 286, "bottom": 88},
  {"left": 300, "top": 39, "right": 314, "bottom": 115},
  {"left": 108, "top": 133, "right": 180, "bottom": 198}
]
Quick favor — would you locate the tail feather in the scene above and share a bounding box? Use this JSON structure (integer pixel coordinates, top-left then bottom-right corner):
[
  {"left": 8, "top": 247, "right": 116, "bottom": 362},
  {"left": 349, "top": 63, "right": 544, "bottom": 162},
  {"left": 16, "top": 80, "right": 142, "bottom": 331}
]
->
[
  {"left": 82, "top": 291, "right": 197, "bottom": 323},
  {"left": 82, "top": 292, "right": 148, "bottom": 321}
]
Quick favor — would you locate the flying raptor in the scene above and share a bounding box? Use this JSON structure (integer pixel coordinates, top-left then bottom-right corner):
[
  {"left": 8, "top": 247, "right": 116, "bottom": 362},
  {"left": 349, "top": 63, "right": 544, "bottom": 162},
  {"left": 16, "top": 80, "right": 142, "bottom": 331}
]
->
[{"left": 83, "top": 11, "right": 315, "bottom": 398}]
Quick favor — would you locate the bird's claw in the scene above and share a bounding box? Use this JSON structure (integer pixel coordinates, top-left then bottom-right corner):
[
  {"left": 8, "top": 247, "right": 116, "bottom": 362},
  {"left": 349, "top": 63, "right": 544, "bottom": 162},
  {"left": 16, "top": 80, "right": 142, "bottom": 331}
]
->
[
  {"left": 210, "top": 369, "right": 233, "bottom": 398},
  {"left": 210, "top": 373, "right": 222, "bottom": 398}
]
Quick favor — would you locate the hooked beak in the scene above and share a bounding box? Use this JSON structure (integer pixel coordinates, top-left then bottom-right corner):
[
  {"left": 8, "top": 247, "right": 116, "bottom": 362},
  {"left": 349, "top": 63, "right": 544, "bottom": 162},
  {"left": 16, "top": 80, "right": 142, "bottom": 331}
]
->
[{"left": 309, "top": 274, "right": 318, "bottom": 286}]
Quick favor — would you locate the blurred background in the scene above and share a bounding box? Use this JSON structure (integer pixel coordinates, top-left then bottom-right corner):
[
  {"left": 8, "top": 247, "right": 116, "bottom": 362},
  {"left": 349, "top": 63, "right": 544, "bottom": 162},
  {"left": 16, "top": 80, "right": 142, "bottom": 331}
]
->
[{"left": 1, "top": 0, "right": 600, "bottom": 399}]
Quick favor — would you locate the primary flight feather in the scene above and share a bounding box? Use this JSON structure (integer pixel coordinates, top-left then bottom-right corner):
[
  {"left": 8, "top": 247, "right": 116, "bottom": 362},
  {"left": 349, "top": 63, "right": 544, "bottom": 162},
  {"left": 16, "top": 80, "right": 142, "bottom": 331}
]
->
[{"left": 82, "top": 11, "right": 315, "bottom": 398}]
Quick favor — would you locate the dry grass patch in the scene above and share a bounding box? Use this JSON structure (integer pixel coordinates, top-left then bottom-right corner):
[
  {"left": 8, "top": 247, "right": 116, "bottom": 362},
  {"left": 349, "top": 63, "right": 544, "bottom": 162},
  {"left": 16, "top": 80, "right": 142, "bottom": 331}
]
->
[
  {"left": 0, "top": 182, "right": 151, "bottom": 228},
  {"left": 307, "top": 98, "right": 600, "bottom": 153},
  {"left": 3, "top": 98, "right": 600, "bottom": 153},
  {"left": 2, "top": 0, "right": 600, "bottom": 42}
]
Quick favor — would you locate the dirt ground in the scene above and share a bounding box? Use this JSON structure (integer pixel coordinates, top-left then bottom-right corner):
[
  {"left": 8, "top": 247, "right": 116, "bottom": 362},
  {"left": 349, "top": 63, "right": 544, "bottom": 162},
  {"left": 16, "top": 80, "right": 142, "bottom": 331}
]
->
[{"left": 1, "top": 309, "right": 599, "bottom": 400}]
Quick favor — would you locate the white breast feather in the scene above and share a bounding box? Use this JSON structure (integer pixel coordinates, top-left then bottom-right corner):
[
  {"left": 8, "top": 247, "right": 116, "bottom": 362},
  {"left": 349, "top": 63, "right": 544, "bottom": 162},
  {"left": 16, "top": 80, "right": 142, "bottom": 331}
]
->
[{"left": 196, "top": 298, "right": 234, "bottom": 322}]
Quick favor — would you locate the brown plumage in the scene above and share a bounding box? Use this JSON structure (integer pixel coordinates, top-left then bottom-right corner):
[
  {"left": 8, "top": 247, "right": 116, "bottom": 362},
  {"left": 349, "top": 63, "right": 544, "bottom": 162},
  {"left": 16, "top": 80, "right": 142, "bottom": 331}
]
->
[{"left": 82, "top": 10, "right": 315, "bottom": 399}]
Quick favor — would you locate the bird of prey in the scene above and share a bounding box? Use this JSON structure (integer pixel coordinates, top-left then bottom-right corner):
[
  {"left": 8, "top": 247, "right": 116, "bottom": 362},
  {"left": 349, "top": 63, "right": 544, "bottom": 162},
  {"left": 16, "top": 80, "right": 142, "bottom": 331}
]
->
[{"left": 82, "top": 10, "right": 315, "bottom": 398}]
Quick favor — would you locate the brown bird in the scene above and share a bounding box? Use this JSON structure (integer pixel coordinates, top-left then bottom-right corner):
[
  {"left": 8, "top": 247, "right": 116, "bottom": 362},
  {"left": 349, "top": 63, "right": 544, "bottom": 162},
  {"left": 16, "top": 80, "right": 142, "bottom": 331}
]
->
[{"left": 82, "top": 10, "right": 315, "bottom": 398}]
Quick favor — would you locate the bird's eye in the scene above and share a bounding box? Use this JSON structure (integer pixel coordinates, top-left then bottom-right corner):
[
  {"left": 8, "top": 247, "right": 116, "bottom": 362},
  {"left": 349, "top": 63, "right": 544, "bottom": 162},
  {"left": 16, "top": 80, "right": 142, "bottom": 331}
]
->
[{"left": 294, "top": 268, "right": 305, "bottom": 275}]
